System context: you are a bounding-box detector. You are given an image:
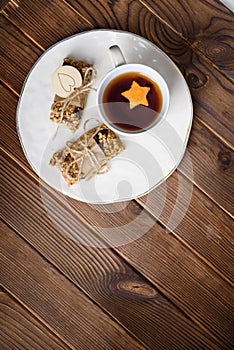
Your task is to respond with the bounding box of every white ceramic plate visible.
[17,29,193,204]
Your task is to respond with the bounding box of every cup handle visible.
[109,45,126,67]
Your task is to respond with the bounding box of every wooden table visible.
[0,0,233,349]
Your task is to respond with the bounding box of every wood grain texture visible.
[1,1,234,348]
[148,23,234,148]
[0,221,146,350]
[178,119,234,215]
[117,226,234,349]
[66,0,233,146]
[0,0,10,12]
[0,14,233,217]
[0,97,233,348]
[65,0,234,195]
[1,13,233,271]
[0,152,222,350]
[1,79,233,281]
[1,71,233,312]
[1,0,233,147]
[0,15,42,92]
[66,194,234,347]
[0,289,71,350]
[138,168,234,282]
[1,0,90,49]
[140,0,234,81]
[1,133,233,347]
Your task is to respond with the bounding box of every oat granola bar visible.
[50,58,93,132]
[50,124,125,185]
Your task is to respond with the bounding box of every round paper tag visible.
[52,66,82,98]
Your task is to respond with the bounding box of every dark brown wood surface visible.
[0,0,233,349]
[141,0,234,81]
[0,287,71,350]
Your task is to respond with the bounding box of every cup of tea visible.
[96,45,170,135]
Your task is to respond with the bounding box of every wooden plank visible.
[0,153,222,350]
[1,72,234,284]
[138,169,234,282]
[1,1,233,147]
[0,82,29,167]
[0,15,42,93]
[1,119,233,348]
[63,0,233,147]
[0,221,146,350]
[1,0,91,49]
[1,110,234,350]
[0,0,10,12]
[178,119,234,216]
[0,80,234,281]
[116,225,234,348]
[0,17,233,217]
[0,6,233,348]
[116,227,234,347]
[0,288,71,350]
[1,72,234,311]
[140,0,234,81]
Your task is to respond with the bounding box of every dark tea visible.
[102,72,162,133]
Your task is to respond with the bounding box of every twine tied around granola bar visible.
[51,67,97,139]
[65,118,110,181]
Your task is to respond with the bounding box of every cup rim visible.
[96,63,170,136]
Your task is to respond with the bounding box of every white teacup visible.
[96,45,170,136]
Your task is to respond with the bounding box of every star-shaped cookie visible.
[121,80,150,109]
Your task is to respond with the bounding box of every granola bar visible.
[50,124,125,185]
[50,58,93,132]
